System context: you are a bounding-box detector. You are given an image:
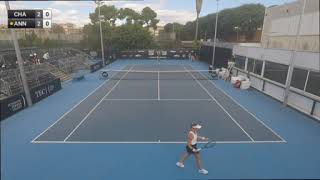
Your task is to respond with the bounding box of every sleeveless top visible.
[189,131,197,145]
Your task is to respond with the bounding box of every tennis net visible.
[100,69,217,80]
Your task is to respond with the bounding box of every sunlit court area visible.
[0,0,320,180]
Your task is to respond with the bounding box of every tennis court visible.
[2,60,320,180]
[32,64,284,144]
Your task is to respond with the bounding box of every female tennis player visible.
[176,123,209,175]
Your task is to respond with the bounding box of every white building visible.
[232,0,320,120]
[149,26,164,38]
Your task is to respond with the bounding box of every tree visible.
[51,23,65,40]
[216,4,265,39]
[150,19,159,36]
[164,22,184,42]
[118,8,141,25]
[164,23,183,33]
[83,5,157,51]
[113,24,154,50]
[192,40,200,51]
[82,24,101,49]
[89,5,118,26]
[52,23,65,34]
[141,7,158,28]
[172,3,265,41]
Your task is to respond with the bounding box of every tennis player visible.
[176,123,209,175]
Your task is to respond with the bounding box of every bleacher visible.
[0,47,92,100]
[0,64,57,99]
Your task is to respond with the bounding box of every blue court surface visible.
[1,60,320,180]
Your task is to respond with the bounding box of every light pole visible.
[5,1,32,107]
[195,0,203,41]
[96,0,105,66]
[173,23,176,47]
[234,26,240,42]
[211,0,219,68]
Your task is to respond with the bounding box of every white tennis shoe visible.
[176,162,185,168]
[198,169,208,175]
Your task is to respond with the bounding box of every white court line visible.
[31,69,116,143]
[183,66,255,142]
[158,71,160,100]
[105,99,158,101]
[152,99,213,101]
[103,98,213,101]
[190,65,286,142]
[63,66,135,142]
[32,140,285,144]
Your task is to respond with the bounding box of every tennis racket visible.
[198,139,217,150]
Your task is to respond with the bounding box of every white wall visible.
[269,12,320,37]
[247,47,264,60]
[233,46,248,57]
[300,12,320,36]
[270,15,299,36]
[294,51,320,71]
[264,49,292,65]
[233,66,320,121]
[233,46,320,120]
[313,102,320,120]
[264,82,285,101]
[249,76,263,91]
[234,45,320,70]
[288,91,314,114]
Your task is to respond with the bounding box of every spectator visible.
[43,52,50,60]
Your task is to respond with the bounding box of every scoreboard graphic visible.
[8,9,52,29]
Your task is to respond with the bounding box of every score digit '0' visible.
[43,20,52,28]
[43,9,52,19]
